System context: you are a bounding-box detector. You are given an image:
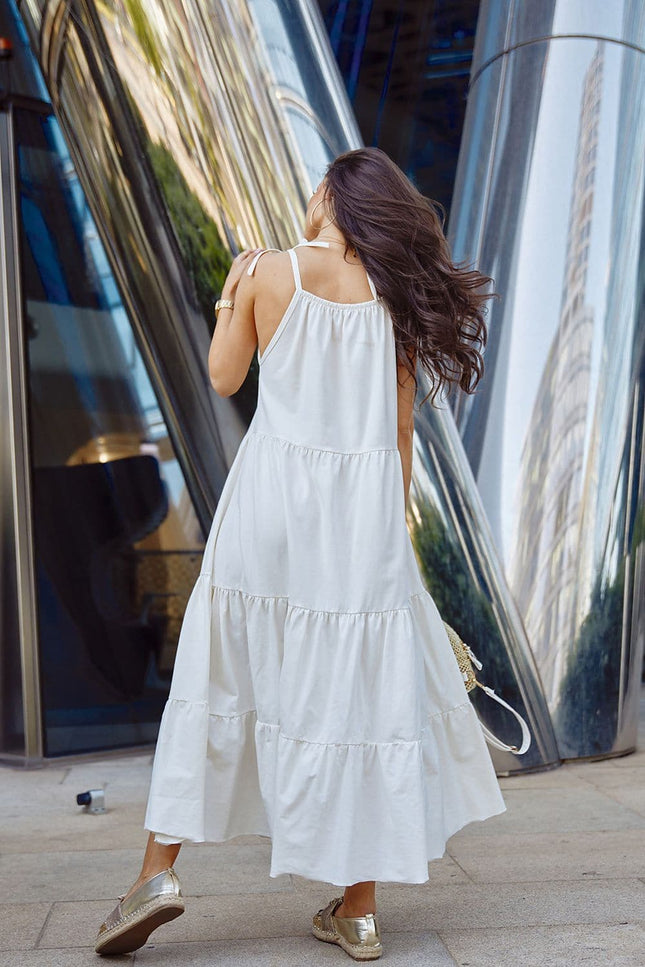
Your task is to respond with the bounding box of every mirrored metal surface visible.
[449,0,645,757]
[15,0,560,769]
[469,0,642,80]
[409,379,558,772]
[0,104,38,760]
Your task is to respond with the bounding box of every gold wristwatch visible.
[214,298,235,317]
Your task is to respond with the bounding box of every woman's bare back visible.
[252,245,376,359]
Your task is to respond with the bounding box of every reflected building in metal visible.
[449,0,645,758]
[3,0,560,768]
[511,45,601,704]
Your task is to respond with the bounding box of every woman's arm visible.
[208,249,261,397]
[396,349,417,508]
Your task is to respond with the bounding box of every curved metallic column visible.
[449,0,645,758]
[409,376,558,773]
[17,0,559,771]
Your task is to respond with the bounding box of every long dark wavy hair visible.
[322,147,497,406]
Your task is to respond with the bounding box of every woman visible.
[95,147,506,961]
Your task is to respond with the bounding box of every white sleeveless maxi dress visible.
[143,241,506,886]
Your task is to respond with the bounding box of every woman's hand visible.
[221,248,263,301]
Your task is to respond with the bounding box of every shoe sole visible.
[312,923,383,961]
[95,896,185,955]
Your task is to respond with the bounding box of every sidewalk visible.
[2,690,644,967]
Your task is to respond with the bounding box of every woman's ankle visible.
[340,881,376,917]
[337,898,376,917]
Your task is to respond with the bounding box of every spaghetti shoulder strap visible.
[287,248,302,290]
[366,272,377,300]
[247,247,282,277]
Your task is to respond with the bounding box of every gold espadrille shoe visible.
[95,867,185,955]
[312,896,383,961]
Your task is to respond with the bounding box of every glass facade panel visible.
[11,0,561,770]
[15,107,204,756]
[318,0,480,211]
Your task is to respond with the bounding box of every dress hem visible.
[145,798,508,887]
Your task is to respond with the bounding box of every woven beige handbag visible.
[443,622,531,755]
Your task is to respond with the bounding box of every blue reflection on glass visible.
[16,108,204,755]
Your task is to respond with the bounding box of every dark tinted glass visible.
[318,0,480,212]
[15,108,205,756]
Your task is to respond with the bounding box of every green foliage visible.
[123,0,163,76]
[632,501,645,555]
[555,567,624,757]
[146,141,231,326]
[409,500,520,735]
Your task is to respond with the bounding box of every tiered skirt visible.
[144,430,506,885]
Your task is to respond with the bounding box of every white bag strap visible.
[475,682,532,754]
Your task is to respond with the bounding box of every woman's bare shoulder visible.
[248,248,289,272]
[249,249,294,294]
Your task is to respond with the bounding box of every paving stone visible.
[439,921,645,966]
[497,766,596,790]
[1,844,290,903]
[4,815,151,854]
[39,894,306,948]
[574,765,645,787]
[134,932,457,965]
[174,843,292,897]
[1,755,150,800]
[0,757,153,856]
[453,786,644,837]
[38,880,645,948]
[574,768,645,816]
[0,951,132,966]
[0,849,152,904]
[448,829,645,882]
[0,902,51,951]
[606,787,645,815]
[379,879,645,932]
[0,765,69,795]
[39,899,127,950]
[556,753,643,774]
